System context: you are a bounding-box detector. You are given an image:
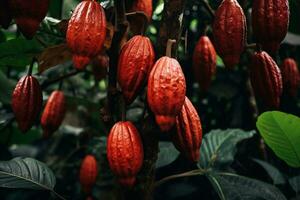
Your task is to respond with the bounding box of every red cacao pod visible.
[147,47,186,132]
[107,121,144,187]
[118,35,155,104]
[92,53,109,81]
[79,155,98,194]
[66,0,107,70]
[250,51,283,109]
[192,36,217,91]
[280,58,300,97]
[0,0,12,29]
[8,0,50,39]
[252,0,289,54]
[41,90,66,138]
[173,97,203,162]
[213,0,246,69]
[12,75,43,133]
[131,0,153,21]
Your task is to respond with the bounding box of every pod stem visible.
[166,39,176,58]
[121,96,126,121]
[126,11,149,35]
[28,57,38,76]
[58,80,64,90]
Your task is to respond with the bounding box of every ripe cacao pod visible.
[192,36,217,91]
[213,0,246,69]
[12,75,43,133]
[147,55,186,132]
[252,0,289,54]
[79,155,98,194]
[280,58,300,97]
[0,0,12,29]
[173,97,203,162]
[67,0,107,70]
[8,0,50,39]
[118,35,155,104]
[250,51,283,109]
[92,53,109,81]
[107,121,144,187]
[131,0,153,21]
[41,90,66,138]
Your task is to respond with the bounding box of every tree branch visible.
[41,69,81,89]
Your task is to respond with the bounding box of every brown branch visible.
[41,69,81,89]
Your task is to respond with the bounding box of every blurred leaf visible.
[49,0,63,18]
[252,159,285,185]
[0,157,56,190]
[100,0,114,8]
[0,125,41,145]
[38,44,72,74]
[199,129,256,169]
[0,71,16,104]
[207,172,287,200]
[0,39,43,67]
[256,111,300,167]
[289,175,300,193]
[156,142,180,168]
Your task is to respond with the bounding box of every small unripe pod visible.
[280,58,300,97]
[79,155,98,194]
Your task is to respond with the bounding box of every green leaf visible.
[199,129,256,169]
[0,70,16,104]
[0,157,55,190]
[207,172,287,200]
[256,111,300,167]
[288,176,300,193]
[252,159,285,185]
[156,142,180,168]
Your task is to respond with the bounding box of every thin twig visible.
[41,69,81,89]
[201,0,215,18]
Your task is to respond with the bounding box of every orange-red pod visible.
[118,35,155,104]
[147,56,186,132]
[92,53,109,81]
[250,51,283,109]
[192,36,217,91]
[66,0,107,70]
[131,0,153,21]
[213,0,246,69]
[41,90,66,138]
[12,76,43,133]
[107,121,144,187]
[8,0,50,39]
[173,97,203,162]
[79,155,98,194]
[0,0,12,29]
[280,58,300,97]
[252,0,289,54]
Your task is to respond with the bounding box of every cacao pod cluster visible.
[280,58,300,97]
[41,90,66,138]
[12,75,43,133]
[3,0,50,39]
[79,155,99,194]
[67,0,107,70]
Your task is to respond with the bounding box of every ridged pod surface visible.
[147,56,186,132]
[107,121,144,187]
[8,0,50,39]
[280,58,299,97]
[92,53,109,81]
[250,51,282,109]
[213,0,246,69]
[67,0,107,70]
[252,0,289,54]
[192,36,217,91]
[173,97,202,162]
[0,0,12,29]
[131,0,153,21]
[79,155,98,194]
[12,76,43,133]
[118,35,155,104]
[41,90,66,138]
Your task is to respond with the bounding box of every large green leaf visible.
[288,175,300,193]
[252,159,285,185]
[207,172,287,200]
[199,129,256,169]
[0,157,55,190]
[256,111,300,167]
[156,142,180,168]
